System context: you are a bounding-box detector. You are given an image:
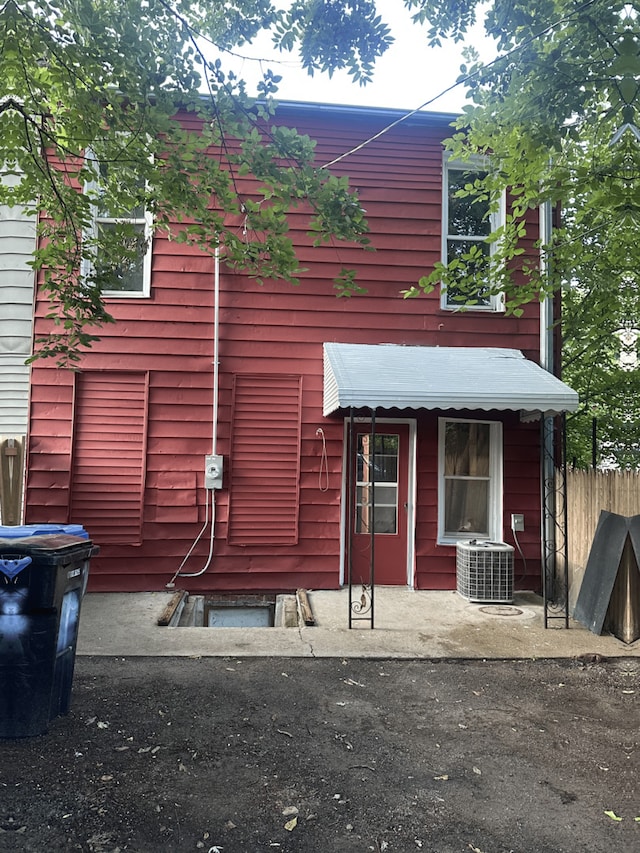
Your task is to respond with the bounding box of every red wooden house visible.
[23,102,578,593]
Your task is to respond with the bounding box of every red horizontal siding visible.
[27,106,544,592]
[69,372,148,545]
[227,374,303,546]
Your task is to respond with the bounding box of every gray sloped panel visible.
[573,511,639,635]
[629,515,640,561]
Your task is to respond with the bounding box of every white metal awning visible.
[323,343,579,417]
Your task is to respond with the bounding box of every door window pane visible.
[356,434,399,535]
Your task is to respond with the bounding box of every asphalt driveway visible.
[2,655,638,852]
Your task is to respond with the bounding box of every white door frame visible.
[339,416,417,588]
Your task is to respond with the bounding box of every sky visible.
[222,1,498,115]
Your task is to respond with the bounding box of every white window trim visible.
[437,417,503,545]
[82,150,153,299]
[440,155,506,313]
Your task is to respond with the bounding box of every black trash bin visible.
[0,524,98,738]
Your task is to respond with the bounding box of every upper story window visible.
[438,417,502,544]
[83,153,153,298]
[441,157,505,312]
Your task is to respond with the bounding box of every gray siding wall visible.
[0,199,36,435]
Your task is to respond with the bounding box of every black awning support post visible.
[542,413,569,628]
[348,408,376,629]
[347,407,354,628]
[369,408,376,628]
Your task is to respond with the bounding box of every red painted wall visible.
[25,104,543,593]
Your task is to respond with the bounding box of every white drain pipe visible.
[167,247,221,586]
[212,244,220,457]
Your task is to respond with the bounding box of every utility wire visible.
[320,0,600,170]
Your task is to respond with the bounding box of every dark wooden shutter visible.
[228,374,302,546]
[70,371,148,544]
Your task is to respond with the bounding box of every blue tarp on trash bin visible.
[0,524,89,540]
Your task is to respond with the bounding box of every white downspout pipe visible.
[540,202,554,374]
[212,245,220,457]
[167,247,221,585]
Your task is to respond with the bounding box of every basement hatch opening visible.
[158,593,302,628]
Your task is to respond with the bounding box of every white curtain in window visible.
[444,421,490,536]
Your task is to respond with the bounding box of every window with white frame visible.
[438,418,502,543]
[441,157,505,311]
[83,153,153,297]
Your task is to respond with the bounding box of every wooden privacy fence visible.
[566,469,640,605]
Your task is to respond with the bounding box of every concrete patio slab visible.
[76,588,640,658]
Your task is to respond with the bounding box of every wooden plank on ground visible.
[157,590,188,626]
[296,588,315,626]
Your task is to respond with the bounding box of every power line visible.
[320,0,600,169]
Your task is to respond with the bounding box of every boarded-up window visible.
[70,372,148,544]
[228,374,302,546]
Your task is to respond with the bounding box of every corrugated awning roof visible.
[323,343,579,417]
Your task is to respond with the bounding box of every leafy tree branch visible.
[1,0,388,361]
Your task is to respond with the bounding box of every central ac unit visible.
[456,540,514,604]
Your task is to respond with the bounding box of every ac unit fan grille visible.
[456,541,514,603]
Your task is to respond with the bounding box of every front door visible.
[350,424,410,585]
